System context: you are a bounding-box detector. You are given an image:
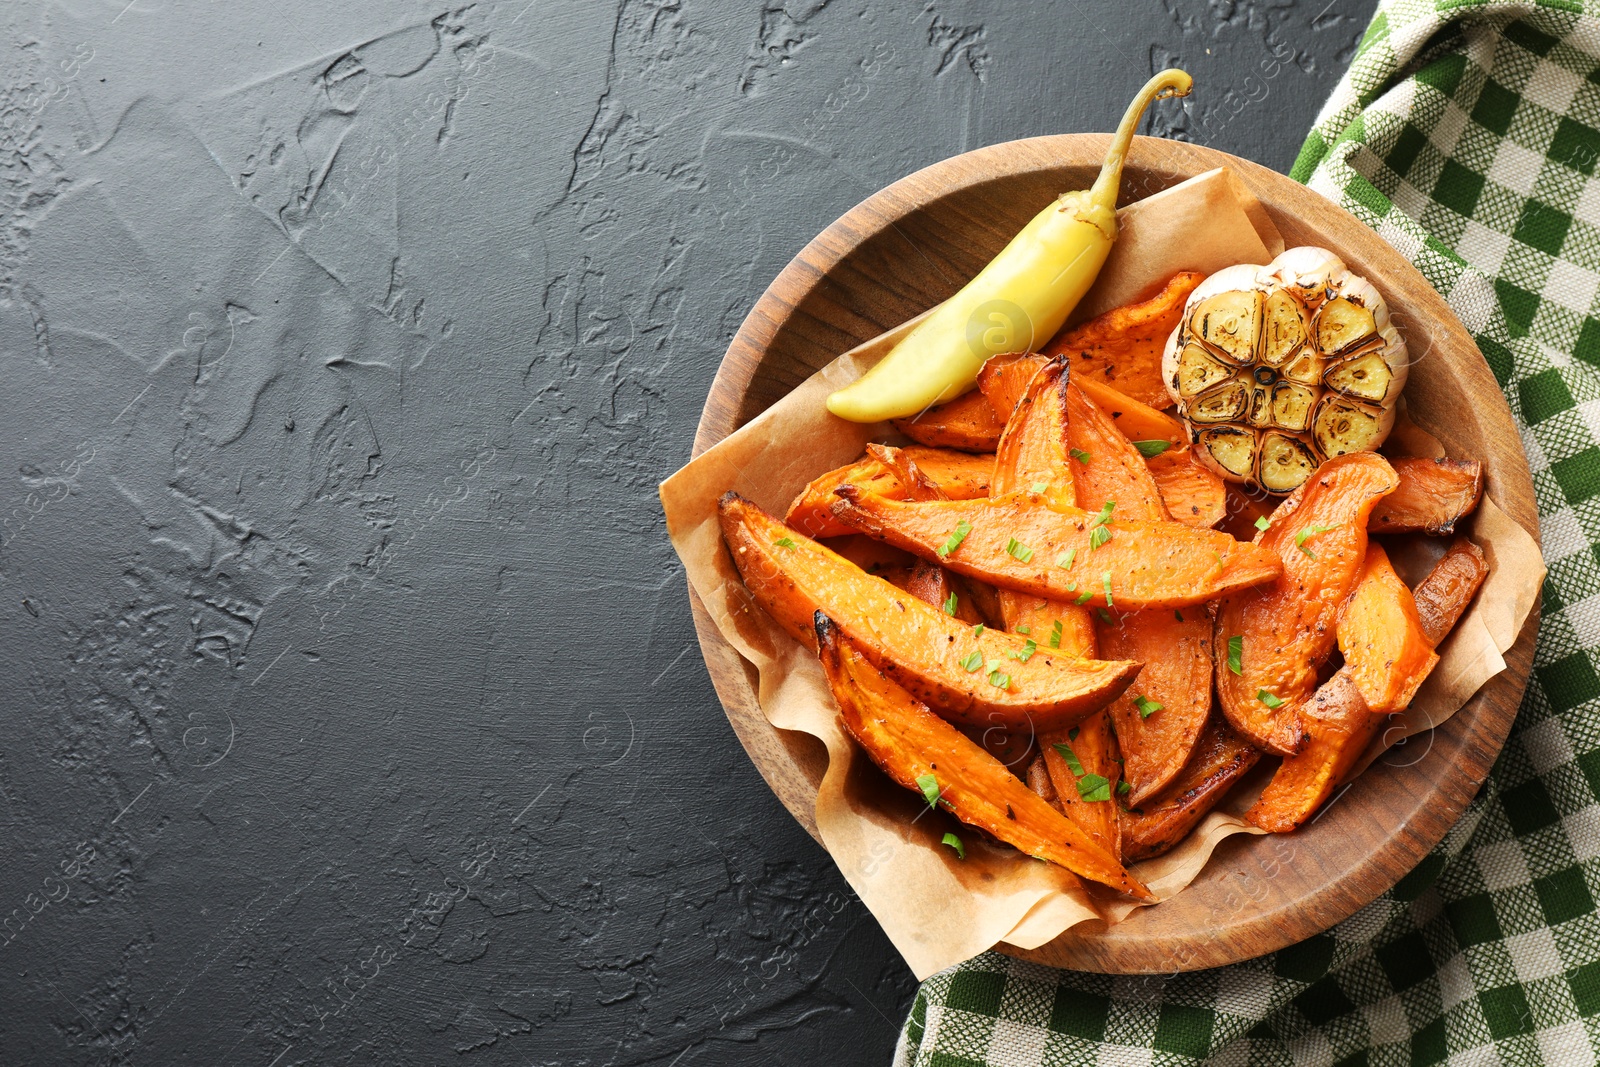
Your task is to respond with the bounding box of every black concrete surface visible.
[0,1,1374,1063]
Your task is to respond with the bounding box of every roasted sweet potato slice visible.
[977,352,1050,426]
[1041,271,1204,409]
[1245,668,1378,833]
[892,389,1002,451]
[1040,711,1123,859]
[1213,452,1399,755]
[830,490,1283,611]
[1217,484,1276,542]
[1337,543,1439,714]
[1121,715,1262,861]
[1074,375,1184,446]
[1146,447,1227,529]
[816,616,1151,898]
[904,447,994,499]
[1369,457,1483,536]
[1066,381,1213,804]
[1413,536,1490,646]
[788,458,901,539]
[720,494,1139,730]
[867,442,947,500]
[902,560,985,626]
[788,448,994,538]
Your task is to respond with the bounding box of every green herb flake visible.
[960,650,984,673]
[1227,635,1244,676]
[988,670,1011,690]
[1132,439,1170,458]
[1102,570,1114,608]
[1097,608,1114,625]
[937,519,973,559]
[1052,743,1085,776]
[1010,639,1038,663]
[1116,779,1131,796]
[1070,448,1092,465]
[1015,624,1031,635]
[1088,500,1117,529]
[1089,525,1111,551]
[1295,524,1331,558]
[1057,548,1077,569]
[1030,481,1049,494]
[941,832,965,859]
[1254,516,1270,531]
[1257,689,1284,709]
[1133,695,1163,719]
[915,773,941,809]
[773,536,797,549]
[1073,591,1094,605]
[972,624,985,639]
[1067,726,1079,741]
[1048,620,1063,649]
[942,591,958,616]
[1076,774,1112,802]
[1005,536,1034,564]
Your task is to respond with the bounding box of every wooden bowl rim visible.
[687,134,1540,973]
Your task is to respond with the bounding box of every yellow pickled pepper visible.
[827,69,1194,423]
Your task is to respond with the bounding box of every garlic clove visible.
[1190,289,1262,365]
[1312,396,1390,459]
[1314,296,1379,357]
[1269,380,1318,432]
[1257,432,1319,493]
[1196,427,1256,479]
[1259,288,1308,366]
[1174,341,1236,398]
[1189,378,1251,423]
[1323,351,1395,404]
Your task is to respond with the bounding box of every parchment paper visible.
[659,168,1542,979]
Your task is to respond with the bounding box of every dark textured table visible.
[0,2,1374,1063]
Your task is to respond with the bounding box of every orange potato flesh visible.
[1066,380,1213,805]
[892,389,1002,451]
[1217,484,1277,543]
[720,493,1140,731]
[903,447,994,500]
[830,490,1283,611]
[977,352,1051,426]
[1041,271,1204,409]
[1120,715,1262,861]
[1413,536,1490,646]
[816,617,1150,898]
[1146,447,1227,529]
[1245,668,1378,833]
[903,560,986,626]
[788,458,901,539]
[1041,710,1123,860]
[1337,543,1439,714]
[1073,375,1185,445]
[867,442,949,500]
[1213,452,1399,755]
[1369,457,1483,536]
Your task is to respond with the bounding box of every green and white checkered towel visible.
[895,2,1600,1063]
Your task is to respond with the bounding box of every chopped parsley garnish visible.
[1015,624,1031,635]
[1295,524,1332,558]
[1133,695,1163,719]
[1102,570,1114,608]
[1010,639,1038,663]
[1005,536,1034,563]
[1065,581,1078,592]
[1254,516,1270,531]
[1116,779,1131,796]
[960,650,984,672]
[941,832,965,859]
[1132,439,1170,458]
[916,773,941,808]
[1089,525,1111,551]
[1073,591,1094,605]
[1052,743,1085,775]
[1030,481,1048,494]
[973,624,985,638]
[942,591,958,616]
[773,536,797,548]
[1048,620,1063,649]
[988,670,1011,690]
[1070,448,1092,465]
[1257,689,1284,709]
[1077,774,1112,802]
[1067,726,1080,741]
[937,519,973,558]
[1088,500,1117,528]
[1097,608,1113,624]
[1057,548,1077,569]
[1227,635,1244,675]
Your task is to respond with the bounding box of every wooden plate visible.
[687,135,1540,973]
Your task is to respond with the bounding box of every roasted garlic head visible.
[1161,247,1407,493]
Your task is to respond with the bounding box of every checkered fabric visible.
[894,3,1600,1064]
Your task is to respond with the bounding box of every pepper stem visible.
[1086,69,1194,211]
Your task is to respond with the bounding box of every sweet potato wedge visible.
[867,442,947,500]
[788,448,995,538]
[1245,668,1378,833]
[892,389,1002,451]
[903,560,985,626]
[1121,715,1262,861]
[1369,457,1483,536]
[788,458,901,539]
[1040,711,1123,859]
[720,494,1140,730]
[1066,380,1213,804]
[1073,375,1184,446]
[1041,271,1204,409]
[816,616,1150,898]
[830,490,1283,611]
[1337,543,1439,714]
[977,352,1050,426]
[1213,452,1399,755]
[904,447,994,500]
[1413,536,1490,646]
[1146,447,1227,529]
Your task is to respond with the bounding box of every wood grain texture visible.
[687,135,1540,974]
